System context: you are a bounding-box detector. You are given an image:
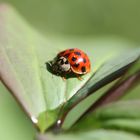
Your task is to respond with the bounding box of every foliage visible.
[0,4,140,140]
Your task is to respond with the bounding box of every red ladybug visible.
[49,48,91,79]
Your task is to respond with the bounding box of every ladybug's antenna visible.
[47,61,52,67]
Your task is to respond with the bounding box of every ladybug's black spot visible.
[64,53,70,58]
[65,60,69,64]
[74,51,81,56]
[73,63,79,67]
[69,48,74,51]
[60,59,64,65]
[83,58,86,63]
[81,66,86,72]
[72,57,77,61]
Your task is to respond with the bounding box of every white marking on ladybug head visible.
[51,56,71,74]
[58,56,70,72]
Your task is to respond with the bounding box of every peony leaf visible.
[0,4,140,132]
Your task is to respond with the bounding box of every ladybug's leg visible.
[61,73,67,81]
[75,74,83,80]
[62,76,66,81]
[61,69,71,81]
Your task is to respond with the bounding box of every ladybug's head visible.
[49,56,71,75]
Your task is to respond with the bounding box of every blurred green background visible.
[0,0,140,42]
[0,0,140,140]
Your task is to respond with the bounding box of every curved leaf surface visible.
[0,4,139,132]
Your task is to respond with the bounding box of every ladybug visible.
[48,48,91,79]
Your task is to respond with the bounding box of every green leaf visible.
[95,100,140,120]
[60,80,118,130]
[0,82,36,140]
[0,4,140,132]
[98,100,140,134]
[82,68,140,118]
[103,119,140,134]
[121,60,140,100]
[61,50,140,129]
[37,130,140,140]
[37,110,59,133]
[71,100,140,134]
[63,49,140,109]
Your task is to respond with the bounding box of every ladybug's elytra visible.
[48,48,91,79]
